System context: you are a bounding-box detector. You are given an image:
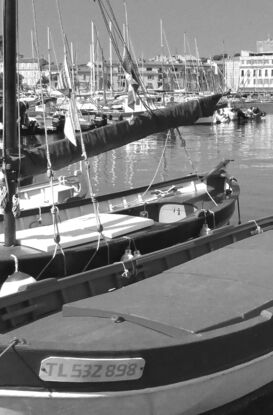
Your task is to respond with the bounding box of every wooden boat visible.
[0,0,236,292]
[4,159,238,230]
[0,159,239,289]
[1,215,273,414]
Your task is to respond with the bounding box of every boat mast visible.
[3,0,17,246]
[123,1,129,51]
[109,20,113,95]
[47,27,51,95]
[160,19,165,104]
[91,21,95,94]
[184,32,187,92]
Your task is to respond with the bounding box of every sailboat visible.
[0,0,240,293]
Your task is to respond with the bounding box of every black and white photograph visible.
[1,1,273,414]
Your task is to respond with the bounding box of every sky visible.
[2,0,273,64]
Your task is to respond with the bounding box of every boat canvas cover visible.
[0,213,154,252]
[10,94,221,179]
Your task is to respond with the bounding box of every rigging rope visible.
[57,0,105,251]
[32,0,51,172]
[29,0,66,275]
[94,0,155,115]
[175,127,197,175]
[0,338,20,359]
[141,130,171,199]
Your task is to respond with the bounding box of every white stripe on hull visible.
[1,348,273,415]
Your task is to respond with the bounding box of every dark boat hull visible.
[0,162,240,283]
[4,169,228,231]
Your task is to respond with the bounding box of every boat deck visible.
[2,229,273,350]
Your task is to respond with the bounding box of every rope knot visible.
[97,223,104,233]
[47,168,54,179]
[12,194,21,218]
[54,234,61,244]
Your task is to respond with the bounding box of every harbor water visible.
[53,103,273,226]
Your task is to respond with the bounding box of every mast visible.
[91,21,95,93]
[89,39,93,93]
[71,42,75,90]
[160,19,165,104]
[123,1,129,50]
[109,20,113,95]
[195,38,200,92]
[47,27,51,94]
[96,37,99,92]
[3,0,17,246]
[101,47,106,104]
[184,32,187,92]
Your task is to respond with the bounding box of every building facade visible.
[0,57,40,87]
[77,57,224,95]
[257,37,273,54]
[239,50,273,95]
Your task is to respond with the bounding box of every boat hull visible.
[1,349,273,415]
[0,193,237,283]
[0,171,228,231]
[0,164,239,283]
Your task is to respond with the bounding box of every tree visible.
[212,53,229,61]
[37,75,49,87]
[39,58,48,69]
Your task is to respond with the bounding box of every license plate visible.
[39,356,145,382]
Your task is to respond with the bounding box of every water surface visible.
[74,113,273,224]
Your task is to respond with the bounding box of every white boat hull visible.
[1,348,273,415]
